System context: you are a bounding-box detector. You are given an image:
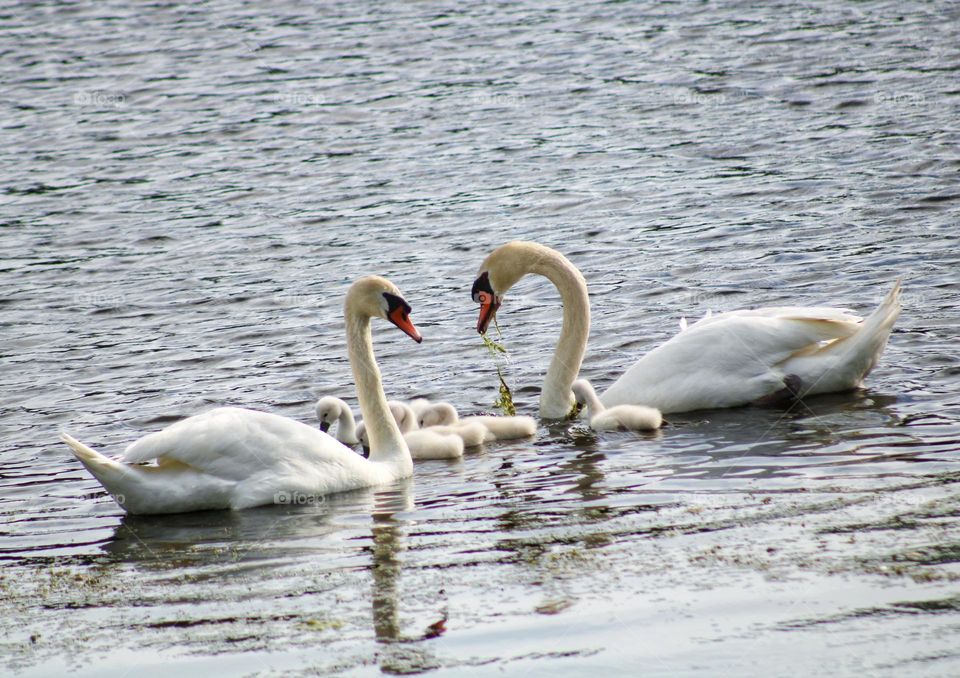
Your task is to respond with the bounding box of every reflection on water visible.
[371,515,404,644]
[3,382,958,674]
[3,391,960,675]
[102,485,410,567]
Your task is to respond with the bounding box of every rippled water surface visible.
[2,1,960,676]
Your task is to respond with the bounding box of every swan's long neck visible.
[428,402,459,426]
[346,312,409,464]
[337,404,358,442]
[389,401,417,433]
[529,249,590,419]
[579,382,606,420]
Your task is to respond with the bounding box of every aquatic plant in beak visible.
[473,256,584,419]
[479,320,516,416]
[472,269,516,414]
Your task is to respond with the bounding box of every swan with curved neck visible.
[472,242,589,418]
[60,276,422,515]
[472,241,901,417]
[572,378,662,431]
[316,396,359,444]
[318,397,435,445]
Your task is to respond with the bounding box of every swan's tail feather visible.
[61,433,135,507]
[789,279,901,393]
[61,432,111,467]
[834,278,901,367]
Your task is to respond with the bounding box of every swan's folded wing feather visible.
[687,306,862,331]
[681,313,862,364]
[603,313,864,412]
[122,407,351,481]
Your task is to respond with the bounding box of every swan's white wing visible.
[601,312,862,413]
[687,305,861,330]
[123,407,358,481]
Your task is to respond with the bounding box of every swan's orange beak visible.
[476,293,500,335]
[388,306,422,343]
[383,291,422,343]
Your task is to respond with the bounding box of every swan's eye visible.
[472,271,503,334]
[472,272,495,304]
[382,292,412,317]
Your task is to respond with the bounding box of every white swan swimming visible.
[571,378,662,431]
[60,276,423,514]
[356,423,466,460]
[417,402,537,441]
[471,241,902,417]
[315,396,360,444]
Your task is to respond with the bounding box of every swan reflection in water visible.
[102,486,387,566]
[368,485,449,676]
[98,479,443,671]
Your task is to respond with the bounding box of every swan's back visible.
[468,415,537,440]
[427,421,493,446]
[601,289,897,414]
[685,306,861,331]
[124,407,377,481]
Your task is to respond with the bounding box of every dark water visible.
[2,1,959,675]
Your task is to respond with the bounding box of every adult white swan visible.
[471,241,901,418]
[60,276,423,514]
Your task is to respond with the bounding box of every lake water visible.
[2,1,959,676]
